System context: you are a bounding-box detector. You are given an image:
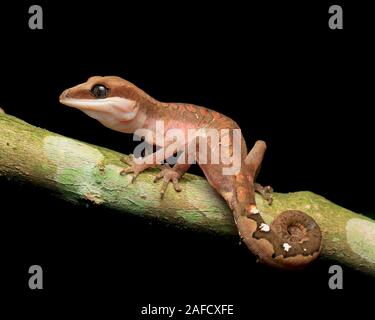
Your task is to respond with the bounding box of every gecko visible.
[59,76,322,269]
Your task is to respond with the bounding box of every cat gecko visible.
[60,76,322,269]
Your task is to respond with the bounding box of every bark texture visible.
[1,112,375,276]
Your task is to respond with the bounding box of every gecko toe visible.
[153,172,163,183]
[131,174,138,183]
[254,183,273,205]
[172,178,182,192]
[120,167,134,175]
[120,155,133,166]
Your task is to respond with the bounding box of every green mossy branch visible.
[1,112,375,276]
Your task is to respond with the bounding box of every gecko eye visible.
[91,84,109,99]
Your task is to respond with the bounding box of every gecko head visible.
[59,76,146,128]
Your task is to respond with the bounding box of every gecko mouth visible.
[59,95,139,121]
[59,97,112,111]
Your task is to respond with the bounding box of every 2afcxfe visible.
[185,304,234,315]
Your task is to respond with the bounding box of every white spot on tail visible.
[259,223,270,232]
[283,243,292,252]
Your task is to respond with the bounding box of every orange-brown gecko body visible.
[60,76,322,269]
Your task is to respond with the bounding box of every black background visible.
[1,1,374,318]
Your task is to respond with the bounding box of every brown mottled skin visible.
[60,76,322,269]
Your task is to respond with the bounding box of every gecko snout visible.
[59,89,70,102]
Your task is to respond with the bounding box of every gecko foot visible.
[254,183,273,205]
[154,164,183,198]
[120,154,150,183]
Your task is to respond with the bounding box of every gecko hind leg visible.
[154,163,191,198]
[254,183,273,205]
[245,140,273,205]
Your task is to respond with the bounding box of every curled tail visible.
[233,203,322,269]
[200,138,322,269]
[231,141,322,269]
[209,163,322,269]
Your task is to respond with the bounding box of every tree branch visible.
[1,112,375,276]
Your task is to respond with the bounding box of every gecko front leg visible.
[153,137,198,197]
[154,163,191,198]
[120,142,179,182]
[120,155,157,182]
